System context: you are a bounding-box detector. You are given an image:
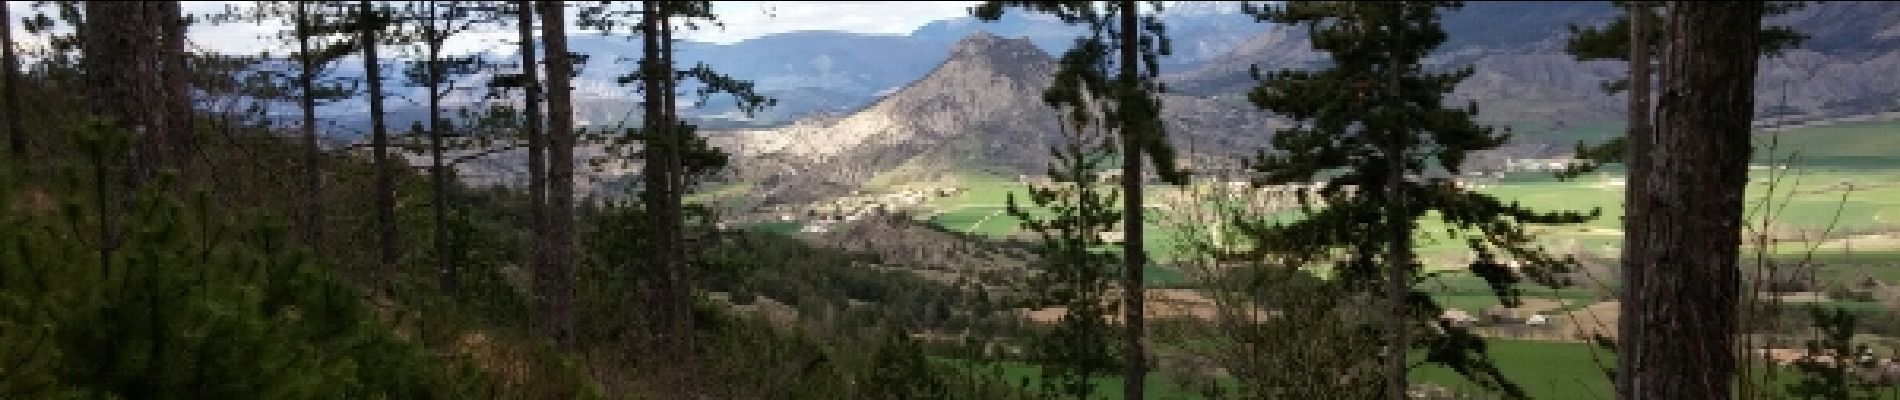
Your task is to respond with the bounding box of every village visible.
[721,150,1900,391]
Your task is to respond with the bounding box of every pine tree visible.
[638,0,683,370]
[393,0,498,295]
[859,325,953,399]
[1564,3,1804,397]
[1619,2,1766,397]
[510,0,552,337]
[159,1,191,176]
[0,121,488,399]
[355,0,399,294]
[1783,308,1883,399]
[620,1,769,391]
[973,3,1183,397]
[1243,2,1596,398]
[81,2,185,185]
[534,0,577,349]
[1002,104,1123,398]
[222,0,361,254]
[3,2,24,159]
[293,1,331,250]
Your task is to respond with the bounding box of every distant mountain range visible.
[302,2,1268,135]
[1167,1,1900,125]
[701,1,1900,204]
[302,1,1900,141]
[353,1,1900,204]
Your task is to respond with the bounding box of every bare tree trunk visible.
[3,3,24,159]
[359,0,398,294]
[424,0,455,295]
[1116,2,1146,399]
[658,10,698,393]
[640,2,693,387]
[639,0,668,342]
[515,0,549,330]
[1614,2,1652,398]
[535,0,577,349]
[83,2,160,185]
[295,1,325,250]
[1622,2,1762,398]
[1384,12,1413,399]
[159,1,190,177]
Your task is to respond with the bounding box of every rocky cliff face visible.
[716,31,1280,204]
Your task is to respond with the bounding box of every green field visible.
[1412,339,1614,400]
[889,122,1900,289]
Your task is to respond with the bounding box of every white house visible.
[1441,309,1477,327]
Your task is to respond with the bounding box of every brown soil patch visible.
[8,187,54,214]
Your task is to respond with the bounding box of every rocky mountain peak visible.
[943,31,1056,82]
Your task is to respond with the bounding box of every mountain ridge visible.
[714,31,1280,204]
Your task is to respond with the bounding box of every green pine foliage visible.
[1004,118,1125,398]
[975,2,1184,397]
[1783,308,1887,399]
[0,122,488,399]
[1240,1,1598,397]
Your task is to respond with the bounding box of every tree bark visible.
[83,2,163,185]
[515,0,550,333]
[1384,9,1413,398]
[3,2,25,158]
[1622,2,1762,398]
[665,9,703,394]
[159,1,190,177]
[1614,2,1652,398]
[296,1,325,251]
[640,2,695,386]
[425,0,454,295]
[640,0,667,338]
[535,0,577,349]
[1116,2,1146,399]
[359,0,398,294]
[657,5,698,391]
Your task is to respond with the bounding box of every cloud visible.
[682,1,981,44]
[7,1,982,56]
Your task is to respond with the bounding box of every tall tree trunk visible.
[639,0,668,344]
[360,0,398,294]
[3,2,24,159]
[658,10,698,392]
[515,0,549,329]
[296,2,325,249]
[159,1,190,176]
[1614,2,1652,398]
[1384,11,1413,398]
[425,0,454,295]
[1622,2,1762,398]
[535,0,577,349]
[1116,2,1146,399]
[83,2,161,185]
[640,2,693,384]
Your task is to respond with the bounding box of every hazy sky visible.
[4,1,984,55]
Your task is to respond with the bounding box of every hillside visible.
[712,32,1281,205]
[1167,1,1900,128]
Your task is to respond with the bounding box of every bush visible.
[0,166,487,398]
